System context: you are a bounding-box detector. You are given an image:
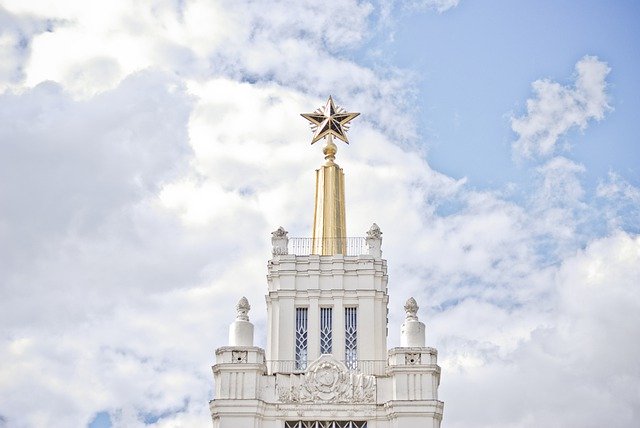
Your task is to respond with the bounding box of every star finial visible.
[301,96,360,144]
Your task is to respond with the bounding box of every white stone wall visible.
[212,350,443,428]
[211,243,444,428]
[266,254,388,366]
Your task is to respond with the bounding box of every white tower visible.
[210,97,444,428]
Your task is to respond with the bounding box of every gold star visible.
[301,96,360,144]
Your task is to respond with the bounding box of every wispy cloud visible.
[409,0,460,13]
[596,172,640,231]
[512,55,611,159]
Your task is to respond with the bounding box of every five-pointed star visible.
[301,96,360,144]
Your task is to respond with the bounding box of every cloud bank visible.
[0,1,638,428]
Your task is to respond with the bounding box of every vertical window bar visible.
[345,307,357,369]
[320,307,333,354]
[295,308,308,370]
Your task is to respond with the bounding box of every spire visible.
[301,96,359,255]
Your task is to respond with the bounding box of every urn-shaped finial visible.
[236,296,251,321]
[404,297,419,321]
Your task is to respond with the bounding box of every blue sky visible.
[0,1,639,427]
[362,0,640,193]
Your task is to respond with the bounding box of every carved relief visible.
[232,350,247,363]
[277,356,376,404]
[405,353,421,365]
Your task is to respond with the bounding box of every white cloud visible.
[596,172,640,231]
[0,2,638,428]
[409,0,460,13]
[0,72,228,426]
[439,232,640,428]
[0,6,53,90]
[3,0,374,93]
[597,172,640,202]
[512,55,611,159]
[3,0,417,145]
[527,157,587,256]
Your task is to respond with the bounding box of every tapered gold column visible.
[312,137,346,255]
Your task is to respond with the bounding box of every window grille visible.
[295,308,308,370]
[320,307,333,354]
[284,422,367,428]
[344,307,357,369]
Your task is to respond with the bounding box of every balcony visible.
[271,225,383,258]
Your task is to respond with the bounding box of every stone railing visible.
[287,237,365,256]
[271,224,383,258]
[266,359,387,376]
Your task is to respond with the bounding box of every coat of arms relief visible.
[277,356,376,404]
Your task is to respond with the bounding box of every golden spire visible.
[301,96,359,255]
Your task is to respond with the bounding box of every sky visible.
[0,1,639,427]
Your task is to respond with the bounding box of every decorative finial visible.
[366,223,382,239]
[404,297,419,321]
[365,223,383,257]
[236,297,251,321]
[271,226,288,239]
[271,226,289,255]
[322,136,338,163]
[301,96,359,162]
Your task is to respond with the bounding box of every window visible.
[295,308,308,370]
[344,307,357,369]
[285,422,367,428]
[320,307,332,354]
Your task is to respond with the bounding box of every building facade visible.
[210,98,444,428]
